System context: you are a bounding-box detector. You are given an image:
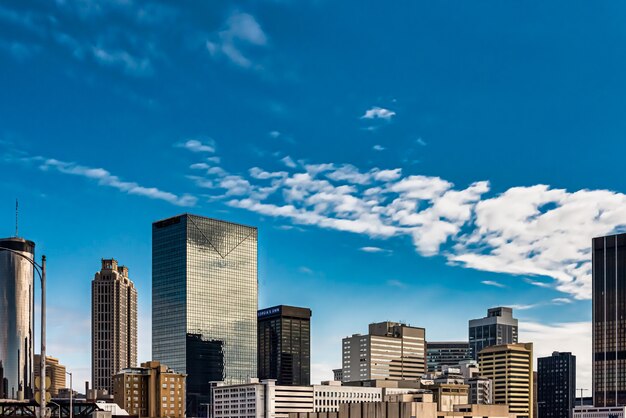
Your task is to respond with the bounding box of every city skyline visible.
[6,0,626,398]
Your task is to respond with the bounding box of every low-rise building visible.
[573,406,626,418]
[112,361,185,418]
[34,355,66,396]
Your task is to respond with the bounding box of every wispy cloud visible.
[387,279,406,288]
[373,144,385,151]
[206,12,267,69]
[552,297,573,304]
[299,266,314,275]
[91,46,153,77]
[181,149,626,300]
[361,106,396,121]
[177,139,216,153]
[481,280,506,288]
[359,246,391,253]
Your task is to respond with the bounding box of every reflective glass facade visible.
[468,307,518,360]
[258,305,312,385]
[537,351,576,418]
[152,214,258,416]
[426,341,472,372]
[593,234,626,407]
[0,237,35,400]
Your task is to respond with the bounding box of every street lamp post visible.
[66,372,72,418]
[0,247,47,418]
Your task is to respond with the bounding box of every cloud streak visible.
[183,151,626,300]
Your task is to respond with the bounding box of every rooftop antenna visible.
[15,199,18,237]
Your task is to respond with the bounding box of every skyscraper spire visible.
[15,199,18,237]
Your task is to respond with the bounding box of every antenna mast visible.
[15,199,18,237]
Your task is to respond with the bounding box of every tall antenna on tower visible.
[15,199,18,237]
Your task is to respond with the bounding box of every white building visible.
[574,406,626,418]
[313,381,382,412]
[342,322,426,382]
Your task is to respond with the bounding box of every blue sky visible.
[3,0,626,390]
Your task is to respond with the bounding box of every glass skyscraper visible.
[593,233,626,407]
[152,214,258,416]
[468,306,518,360]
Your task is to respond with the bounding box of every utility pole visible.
[577,388,589,406]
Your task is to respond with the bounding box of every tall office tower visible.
[34,355,66,396]
[479,343,533,418]
[258,305,312,386]
[538,352,576,418]
[0,237,35,400]
[468,307,518,360]
[342,321,426,382]
[92,259,138,393]
[426,341,472,372]
[152,214,258,416]
[593,233,626,407]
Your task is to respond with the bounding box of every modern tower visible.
[257,305,312,386]
[152,214,258,416]
[342,321,426,382]
[592,233,626,407]
[0,237,35,400]
[426,341,472,372]
[537,351,576,418]
[479,343,533,418]
[468,307,518,360]
[91,258,138,394]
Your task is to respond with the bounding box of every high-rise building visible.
[34,355,66,396]
[537,352,576,418]
[258,305,312,386]
[152,214,258,416]
[593,233,626,407]
[92,258,138,393]
[479,343,533,418]
[342,322,426,382]
[0,237,35,400]
[468,307,518,360]
[113,361,186,418]
[426,342,472,372]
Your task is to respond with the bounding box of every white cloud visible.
[520,321,591,391]
[299,266,314,275]
[177,139,216,153]
[552,297,573,304]
[269,131,281,138]
[206,12,267,69]
[361,106,396,120]
[37,157,197,206]
[91,46,153,77]
[359,246,390,253]
[184,152,626,301]
[387,279,406,288]
[373,144,385,151]
[481,280,505,288]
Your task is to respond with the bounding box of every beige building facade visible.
[342,322,426,382]
[34,355,66,396]
[113,361,185,418]
[479,343,533,418]
[92,258,138,393]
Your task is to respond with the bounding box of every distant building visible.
[258,305,312,386]
[342,322,426,382]
[112,361,185,418]
[538,352,576,418]
[0,237,35,400]
[574,406,626,418]
[592,234,626,407]
[468,307,518,360]
[152,214,258,416]
[466,377,492,405]
[575,398,593,407]
[479,343,533,418]
[92,259,137,393]
[333,369,343,381]
[426,342,472,372]
[34,355,66,396]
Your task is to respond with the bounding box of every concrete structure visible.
[426,342,472,372]
[314,381,382,413]
[342,322,426,382]
[333,370,342,382]
[258,305,312,386]
[0,237,35,400]
[592,233,626,407]
[34,355,66,396]
[152,214,258,416]
[574,406,626,418]
[112,360,185,418]
[468,307,518,360]
[479,343,533,418]
[466,377,492,405]
[92,259,137,393]
[538,352,576,418]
